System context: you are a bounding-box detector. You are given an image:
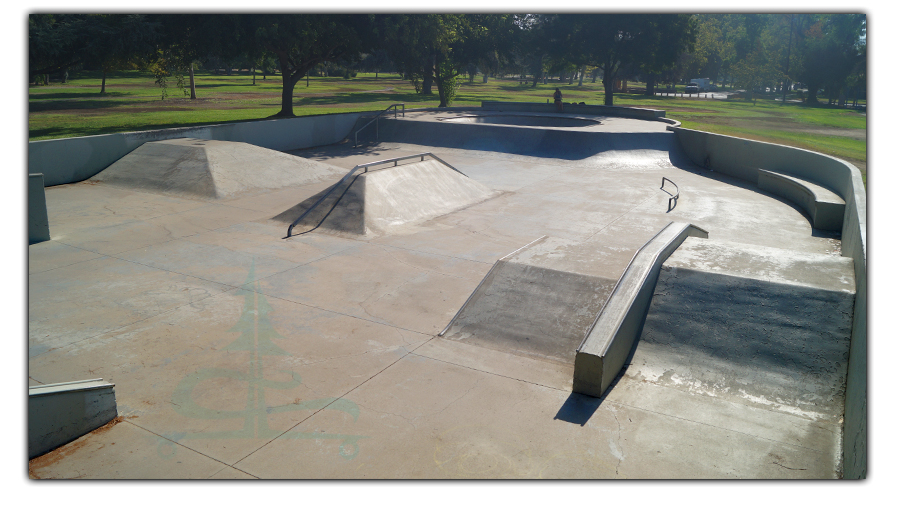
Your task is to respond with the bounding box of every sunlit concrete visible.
[29,109,849,479]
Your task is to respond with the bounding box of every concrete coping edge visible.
[30,378,115,397]
[572,221,708,398]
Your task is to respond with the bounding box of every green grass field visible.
[29,69,867,182]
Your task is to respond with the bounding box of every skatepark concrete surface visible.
[28,109,852,479]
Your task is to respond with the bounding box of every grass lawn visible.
[29,69,866,183]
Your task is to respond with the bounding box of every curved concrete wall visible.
[670,126,867,479]
[28,112,368,187]
[481,100,666,121]
[377,118,691,165]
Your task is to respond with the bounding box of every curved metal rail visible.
[353,103,405,147]
[285,152,466,238]
[661,177,680,212]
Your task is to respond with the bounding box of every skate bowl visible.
[26,103,866,480]
[441,114,601,128]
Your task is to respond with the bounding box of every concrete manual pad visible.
[29,109,850,479]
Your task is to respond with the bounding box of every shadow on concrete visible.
[554,393,602,426]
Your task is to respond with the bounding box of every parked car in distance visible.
[685,84,699,94]
[709,84,718,91]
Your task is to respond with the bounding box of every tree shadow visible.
[294,91,426,106]
[29,91,131,101]
[29,98,147,112]
[29,115,271,140]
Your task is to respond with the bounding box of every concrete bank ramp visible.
[277,158,496,237]
[91,138,347,199]
[441,237,617,364]
[632,238,856,419]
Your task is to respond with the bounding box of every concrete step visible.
[757,169,845,232]
[632,238,856,420]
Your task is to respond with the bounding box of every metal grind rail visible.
[353,103,405,147]
[661,177,679,212]
[285,152,466,238]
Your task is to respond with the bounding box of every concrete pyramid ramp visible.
[92,138,347,200]
[279,159,497,237]
[441,237,617,364]
[632,238,856,419]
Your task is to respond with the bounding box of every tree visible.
[432,14,517,107]
[553,14,695,105]
[378,14,516,107]
[635,14,696,96]
[230,14,374,117]
[511,14,555,87]
[796,14,865,105]
[29,14,89,81]
[28,14,159,90]
[83,15,160,94]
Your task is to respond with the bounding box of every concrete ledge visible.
[28,174,50,244]
[29,379,117,458]
[481,101,666,121]
[757,169,845,232]
[572,222,708,398]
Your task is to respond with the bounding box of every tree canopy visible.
[29,12,866,113]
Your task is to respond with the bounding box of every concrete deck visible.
[28,109,847,479]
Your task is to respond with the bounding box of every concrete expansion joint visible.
[358,402,419,430]
[433,375,485,418]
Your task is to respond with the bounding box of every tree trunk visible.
[100,70,106,94]
[189,63,197,99]
[578,65,586,86]
[252,67,256,86]
[421,55,434,95]
[806,84,820,105]
[645,75,656,96]
[274,53,306,117]
[437,82,448,107]
[602,63,615,106]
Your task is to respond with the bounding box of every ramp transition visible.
[92,138,347,200]
[631,237,856,420]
